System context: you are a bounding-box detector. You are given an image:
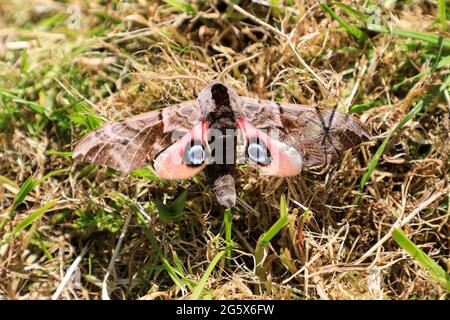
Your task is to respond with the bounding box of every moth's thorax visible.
[197,82,243,120]
[206,84,236,131]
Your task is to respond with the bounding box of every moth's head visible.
[197,82,243,117]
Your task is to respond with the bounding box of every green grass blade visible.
[139,219,187,290]
[20,50,29,73]
[349,100,385,113]
[35,168,69,186]
[161,257,187,290]
[1,200,57,245]
[128,201,192,291]
[172,251,187,278]
[224,208,233,261]
[1,176,36,232]
[224,208,232,244]
[259,195,289,245]
[10,176,37,214]
[0,168,66,230]
[438,0,447,31]
[333,2,368,20]
[44,150,73,158]
[0,175,18,188]
[190,250,226,300]
[393,228,450,291]
[321,2,368,42]
[366,24,450,49]
[0,88,46,115]
[163,0,196,15]
[254,195,290,285]
[259,214,289,244]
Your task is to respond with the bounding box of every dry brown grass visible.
[0,0,449,300]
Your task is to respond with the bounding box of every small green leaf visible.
[73,209,124,234]
[69,96,104,132]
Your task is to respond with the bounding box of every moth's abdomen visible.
[203,130,237,207]
[209,174,236,208]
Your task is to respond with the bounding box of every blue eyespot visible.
[247,141,270,165]
[187,144,205,166]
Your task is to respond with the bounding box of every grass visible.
[321,2,368,42]
[0,0,449,300]
[190,250,226,300]
[255,195,290,287]
[438,0,448,31]
[366,24,450,49]
[1,200,57,246]
[393,228,450,291]
[356,99,423,201]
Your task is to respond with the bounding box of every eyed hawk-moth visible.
[73,82,370,208]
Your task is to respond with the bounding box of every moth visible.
[73,82,370,208]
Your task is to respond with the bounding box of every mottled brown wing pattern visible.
[241,97,370,168]
[73,101,202,173]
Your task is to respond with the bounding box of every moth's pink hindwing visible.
[153,121,208,179]
[237,119,303,176]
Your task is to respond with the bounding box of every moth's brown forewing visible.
[73,101,202,175]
